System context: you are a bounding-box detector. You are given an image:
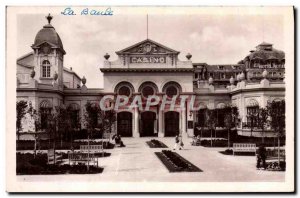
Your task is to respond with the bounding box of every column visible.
[182,108,187,139]
[133,107,140,137]
[158,109,164,137]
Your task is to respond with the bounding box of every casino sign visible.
[130,56,166,63]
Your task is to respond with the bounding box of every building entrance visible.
[140,111,157,137]
[117,112,132,137]
[164,111,180,137]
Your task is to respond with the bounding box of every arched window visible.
[118,86,131,97]
[42,60,51,78]
[142,86,155,98]
[114,82,134,98]
[163,81,182,98]
[39,100,52,130]
[246,99,259,127]
[68,103,80,129]
[138,82,158,98]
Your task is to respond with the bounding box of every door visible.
[140,111,157,137]
[117,112,132,137]
[164,111,180,137]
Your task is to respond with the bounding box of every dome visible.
[32,14,65,54]
[244,42,285,62]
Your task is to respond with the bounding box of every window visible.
[246,106,259,127]
[166,86,178,98]
[221,73,225,79]
[40,108,51,130]
[42,60,51,78]
[142,85,155,98]
[118,86,131,97]
[216,109,225,127]
[218,66,224,70]
[197,109,206,127]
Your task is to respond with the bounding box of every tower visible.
[31,14,66,90]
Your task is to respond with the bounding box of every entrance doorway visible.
[164,111,180,137]
[117,112,132,137]
[140,111,157,137]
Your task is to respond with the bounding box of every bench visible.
[266,149,286,161]
[80,144,104,157]
[102,132,111,147]
[233,143,256,155]
[47,149,63,164]
[68,152,98,167]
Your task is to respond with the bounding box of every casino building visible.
[16,15,285,139]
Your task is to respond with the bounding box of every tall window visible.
[40,108,51,130]
[197,109,206,127]
[42,60,51,78]
[216,109,225,127]
[246,106,259,127]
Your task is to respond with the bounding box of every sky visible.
[17,13,285,88]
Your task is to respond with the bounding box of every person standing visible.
[256,144,267,169]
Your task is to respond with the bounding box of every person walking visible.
[179,137,184,150]
[173,135,180,150]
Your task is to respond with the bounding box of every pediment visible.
[116,39,179,55]
[32,41,59,49]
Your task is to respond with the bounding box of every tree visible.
[16,100,28,140]
[257,107,268,144]
[27,102,41,158]
[267,100,285,166]
[84,102,104,171]
[205,109,217,147]
[68,107,81,147]
[55,106,73,148]
[224,106,239,148]
[102,109,117,143]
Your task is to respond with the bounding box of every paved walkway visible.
[18,137,285,182]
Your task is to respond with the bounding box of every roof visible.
[257,42,273,46]
[116,38,180,55]
[17,52,34,68]
[248,47,285,61]
[32,23,65,54]
[63,67,81,80]
[243,42,285,62]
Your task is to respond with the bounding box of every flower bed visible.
[16,140,115,150]
[146,139,168,148]
[17,153,104,175]
[200,139,228,147]
[219,149,256,156]
[155,150,202,172]
[266,161,286,171]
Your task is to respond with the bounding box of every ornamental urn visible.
[53,72,58,81]
[262,69,268,78]
[186,53,192,60]
[208,76,214,85]
[104,53,110,60]
[30,69,35,78]
[82,76,86,85]
[240,72,245,81]
[229,76,234,85]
